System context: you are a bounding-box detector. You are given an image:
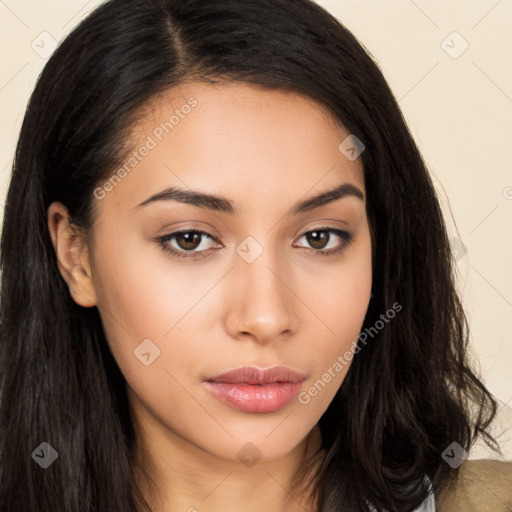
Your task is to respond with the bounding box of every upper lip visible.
[205,365,307,384]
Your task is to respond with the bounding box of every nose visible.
[224,242,298,344]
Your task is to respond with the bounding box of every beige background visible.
[1,0,511,460]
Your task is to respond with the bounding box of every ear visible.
[47,202,97,308]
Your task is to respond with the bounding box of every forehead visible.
[94,80,365,218]
[137,80,346,134]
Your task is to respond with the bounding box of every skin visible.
[47,81,373,512]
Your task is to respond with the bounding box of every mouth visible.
[203,365,307,413]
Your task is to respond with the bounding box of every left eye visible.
[294,228,351,252]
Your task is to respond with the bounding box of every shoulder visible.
[435,459,512,512]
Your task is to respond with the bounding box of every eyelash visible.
[156,227,354,260]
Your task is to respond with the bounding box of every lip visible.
[206,365,307,384]
[203,365,307,413]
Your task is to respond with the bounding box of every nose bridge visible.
[226,233,295,341]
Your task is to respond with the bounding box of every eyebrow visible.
[135,182,364,216]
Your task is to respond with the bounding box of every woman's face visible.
[78,82,372,464]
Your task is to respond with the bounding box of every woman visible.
[0,0,509,511]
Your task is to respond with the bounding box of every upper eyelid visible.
[165,226,348,239]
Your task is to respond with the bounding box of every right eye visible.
[156,229,220,259]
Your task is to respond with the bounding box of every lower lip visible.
[203,380,304,413]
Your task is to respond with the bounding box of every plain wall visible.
[0,0,510,460]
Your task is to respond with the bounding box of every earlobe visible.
[47,202,97,308]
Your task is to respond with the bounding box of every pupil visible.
[308,231,328,249]
[178,232,200,250]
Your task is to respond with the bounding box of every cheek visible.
[89,225,186,376]
[298,231,372,401]
[307,229,372,339]
[90,222,225,404]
